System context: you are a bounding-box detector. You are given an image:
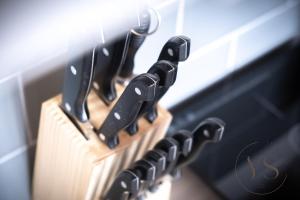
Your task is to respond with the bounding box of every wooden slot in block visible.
[32,86,172,200]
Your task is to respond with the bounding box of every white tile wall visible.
[0,0,299,199]
[0,151,31,200]
[0,77,29,157]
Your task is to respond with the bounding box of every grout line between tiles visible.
[188,1,299,63]
[175,0,185,35]
[0,140,36,165]
[0,72,19,85]
[17,73,34,144]
[226,36,239,71]
[0,143,34,165]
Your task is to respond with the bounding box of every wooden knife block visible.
[32,86,172,200]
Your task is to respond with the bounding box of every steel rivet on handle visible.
[114,112,121,120]
[70,65,77,75]
[102,48,110,56]
[167,48,174,56]
[65,103,71,112]
[203,129,210,137]
[135,87,142,95]
[121,181,127,189]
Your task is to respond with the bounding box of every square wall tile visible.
[0,150,31,200]
[235,3,300,67]
[22,58,65,139]
[183,0,285,51]
[0,77,28,157]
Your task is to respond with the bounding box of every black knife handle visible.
[143,36,191,123]
[93,33,131,105]
[154,137,179,163]
[132,159,156,182]
[131,159,157,200]
[149,118,225,193]
[158,35,191,65]
[96,73,159,149]
[126,60,176,135]
[176,118,225,168]
[104,170,139,200]
[119,10,151,78]
[155,131,193,178]
[143,150,166,178]
[148,137,180,192]
[172,131,193,157]
[61,48,95,122]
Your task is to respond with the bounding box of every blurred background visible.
[0,0,299,199]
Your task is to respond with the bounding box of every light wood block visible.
[32,86,172,200]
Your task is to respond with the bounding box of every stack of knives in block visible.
[32,9,225,200]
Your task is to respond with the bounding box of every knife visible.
[144,36,191,123]
[175,118,225,169]
[154,137,179,163]
[143,150,166,179]
[158,35,191,66]
[147,133,190,192]
[119,10,151,79]
[104,170,140,200]
[104,118,225,198]
[149,118,225,192]
[146,137,180,192]
[93,32,131,105]
[96,73,159,149]
[61,48,96,122]
[126,60,176,135]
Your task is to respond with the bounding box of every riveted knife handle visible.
[93,33,131,105]
[143,60,177,123]
[126,60,176,135]
[158,35,191,65]
[176,118,225,168]
[172,130,193,157]
[154,137,179,163]
[148,137,180,192]
[132,159,156,182]
[104,170,139,200]
[119,10,151,78]
[61,48,95,122]
[143,150,166,178]
[143,36,191,123]
[96,73,159,149]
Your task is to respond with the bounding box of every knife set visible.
[32,9,225,200]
